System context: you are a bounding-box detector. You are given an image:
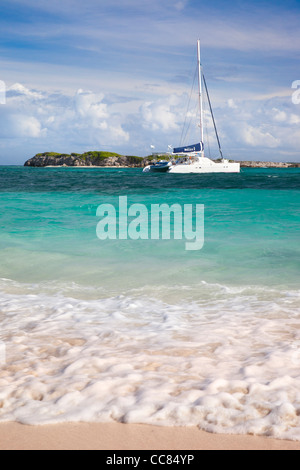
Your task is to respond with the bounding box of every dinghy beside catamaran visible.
[142,160,172,173]
[144,40,240,174]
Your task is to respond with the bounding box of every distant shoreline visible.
[44,165,130,168]
[23,151,300,169]
[41,164,299,169]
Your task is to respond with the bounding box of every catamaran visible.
[143,40,240,174]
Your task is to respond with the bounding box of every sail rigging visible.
[177,40,223,160]
[202,73,223,159]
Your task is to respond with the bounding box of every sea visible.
[0,165,299,440]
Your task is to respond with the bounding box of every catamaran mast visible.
[197,39,204,157]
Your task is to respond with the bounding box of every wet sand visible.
[1,422,300,450]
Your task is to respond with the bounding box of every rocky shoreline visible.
[24,151,300,168]
[24,152,145,168]
[238,161,300,168]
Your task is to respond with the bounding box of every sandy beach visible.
[0,423,300,450]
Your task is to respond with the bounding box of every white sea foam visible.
[0,279,300,440]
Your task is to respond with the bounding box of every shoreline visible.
[44,165,131,168]
[23,152,300,169]
[39,164,300,169]
[1,422,300,450]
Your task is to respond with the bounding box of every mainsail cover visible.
[173,142,204,154]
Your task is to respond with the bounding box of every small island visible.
[24,151,145,168]
[24,151,300,168]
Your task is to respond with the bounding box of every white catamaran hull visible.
[168,157,240,174]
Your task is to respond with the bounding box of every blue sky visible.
[0,0,299,164]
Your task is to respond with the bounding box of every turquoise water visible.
[0,166,299,289]
[0,166,300,438]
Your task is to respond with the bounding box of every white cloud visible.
[271,108,287,123]
[0,80,300,163]
[15,115,44,138]
[242,125,280,148]
[289,114,300,125]
[8,83,44,100]
[227,99,238,109]
[0,83,130,153]
[75,90,107,117]
[141,95,182,132]
[0,113,44,139]
[217,94,300,160]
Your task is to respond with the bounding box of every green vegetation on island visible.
[24,151,145,167]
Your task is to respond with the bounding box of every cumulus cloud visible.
[242,125,280,148]
[71,90,129,145]
[271,108,287,123]
[217,93,300,160]
[75,89,108,121]
[15,115,44,138]
[0,113,44,139]
[7,83,44,100]
[0,84,129,154]
[0,81,300,163]
[141,95,181,132]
